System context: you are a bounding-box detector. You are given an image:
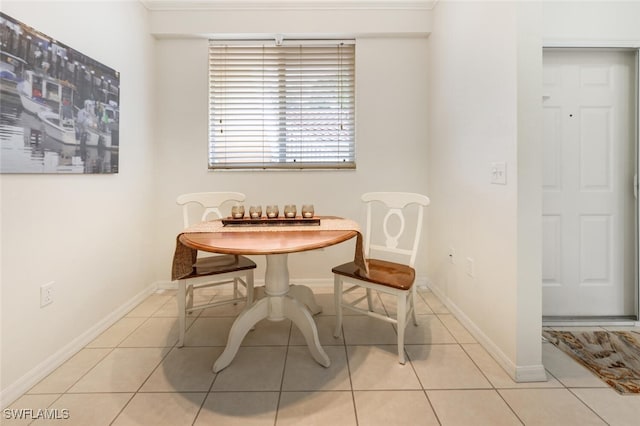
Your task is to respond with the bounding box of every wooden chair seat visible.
[332,259,415,290]
[188,255,256,278]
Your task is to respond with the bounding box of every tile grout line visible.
[402,332,444,425]
[493,389,526,425]
[190,343,222,426]
[27,300,155,398]
[341,313,360,426]
[565,387,611,425]
[421,292,509,425]
[19,289,636,425]
[109,295,178,425]
[273,320,294,425]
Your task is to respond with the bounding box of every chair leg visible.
[411,285,418,326]
[246,270,254,305]
[396,292,407,364]
[233,277,240,304]
[366,288,374,312]
[333,275,343,338]
[186,285,193,311]
[177,280,187,348]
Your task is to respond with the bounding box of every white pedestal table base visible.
[213,253,329,372]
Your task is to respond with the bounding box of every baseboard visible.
[156,280,178,290]
[157,277,338,291]
[514,364,548,382]
[159,276,429,291]
[415,276,429,290]
[0,283,158,409]
[289,278,334,288]
[428,283,547,383]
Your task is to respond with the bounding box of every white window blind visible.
[208,41,355,169]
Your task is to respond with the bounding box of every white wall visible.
[150,8,431,286]
[515,1,543,372]
[543,0,640,45]
[427,0,545,381]
[0,0,155,405]
[149,6,432,37]
[427,0,640,381]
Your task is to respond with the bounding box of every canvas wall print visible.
[0,12,119,174]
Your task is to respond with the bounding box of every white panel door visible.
[542,49,636,317]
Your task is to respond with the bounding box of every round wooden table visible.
[179,227,358,372]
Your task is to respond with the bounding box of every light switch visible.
[491,162,507,185]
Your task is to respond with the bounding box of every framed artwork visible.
[0,12,120,174]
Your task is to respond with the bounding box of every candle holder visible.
[266,205,279,218]
[249,205,262,219]
[301,204,315,218]
[284,204,297,218]
[231,204,245,219]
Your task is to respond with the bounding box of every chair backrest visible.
[176,192,246,228]
[361,192,430,268]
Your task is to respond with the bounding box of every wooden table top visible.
[178,229,358,256]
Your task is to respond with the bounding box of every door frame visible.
[541,43,640,325]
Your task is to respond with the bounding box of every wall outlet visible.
[466,257,475,277]
[40,282,54,307]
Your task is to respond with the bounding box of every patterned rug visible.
[543,330,640,394]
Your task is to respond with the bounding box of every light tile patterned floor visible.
[6,287,640,425]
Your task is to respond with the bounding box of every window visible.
[208,40,355,169]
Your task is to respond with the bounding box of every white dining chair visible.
[332,192,430,364]
[175,192,256,347]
